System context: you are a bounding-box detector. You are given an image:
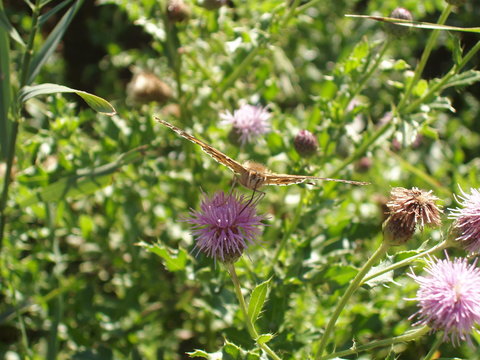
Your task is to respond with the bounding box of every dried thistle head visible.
[383,187,442,245]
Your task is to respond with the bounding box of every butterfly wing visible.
[155,117,246,175]
[263,173,369,186]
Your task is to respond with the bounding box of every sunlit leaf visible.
[137,242,188,272]
[256,333,273,344]
[443,70,480,89]
[18,83,116,115]
[247,279,270,325]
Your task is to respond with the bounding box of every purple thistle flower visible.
[409,256,480,346]
[220,104,271,146]
[449,188,480,254]
[184,191,267,263]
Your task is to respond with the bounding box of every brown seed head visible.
[127,72,173,105]
[383,187,442,245]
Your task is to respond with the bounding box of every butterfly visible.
[155,117,369,190]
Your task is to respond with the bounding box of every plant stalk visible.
[314,241,390,359]
[226,262,282,360]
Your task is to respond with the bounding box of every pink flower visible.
[449,188,480,254]
[409,256,480,346]
[220,104,271,145]
[184,191,266,263]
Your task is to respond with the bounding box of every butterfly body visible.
[155,117,369,190]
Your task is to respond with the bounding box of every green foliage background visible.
[1,0,480,359]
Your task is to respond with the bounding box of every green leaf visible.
[18,146,145,206]
[324,264,357,286]
[18,83,116,115]
[247,279,270,325]
[38,0,74,27]
[443,70,480,89]
[0,4,25,47]
[256,333,273,344]
[187,341,260,360]
[26,0,83,85]
[187,350,210,358]
[137,242,188,272]
[0,5,10,159]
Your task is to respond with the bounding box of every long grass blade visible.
[0,3,11,159]
[26,0,83,85]
[0,4,25,47]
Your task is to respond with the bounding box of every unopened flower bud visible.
[167,0,190,22]
[385,7,413,38]
[294,130,318,158]
[354,156,372,173]
[127,72,173,105]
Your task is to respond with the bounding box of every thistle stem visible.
[422,334,443,360]
[321,325,430,360]
[313,241,390,360]
[226,262,282,360]
[360,239,450,286]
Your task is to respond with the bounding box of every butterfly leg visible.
[239,188,265,215]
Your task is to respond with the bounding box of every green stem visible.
[360,239,450,286]
[422,334,443,360]
[405,39,480,114]
[0,0,42,246]
[225,262,282,360]
[322,325,430,360]
[267,187,308,277]
[313,241,390,360]
[398,5,453,111]
[345,41,391,109]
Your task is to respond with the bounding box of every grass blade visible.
[0,4,25,47]
[0,3,11,159]
[26,0,83,85]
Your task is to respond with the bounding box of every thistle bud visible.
[127,72,173,105]
[383,187,442,245]
[385,7,413,38]
[294,130,318,158]
[167,0,190,22]
[354,156,372,173]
